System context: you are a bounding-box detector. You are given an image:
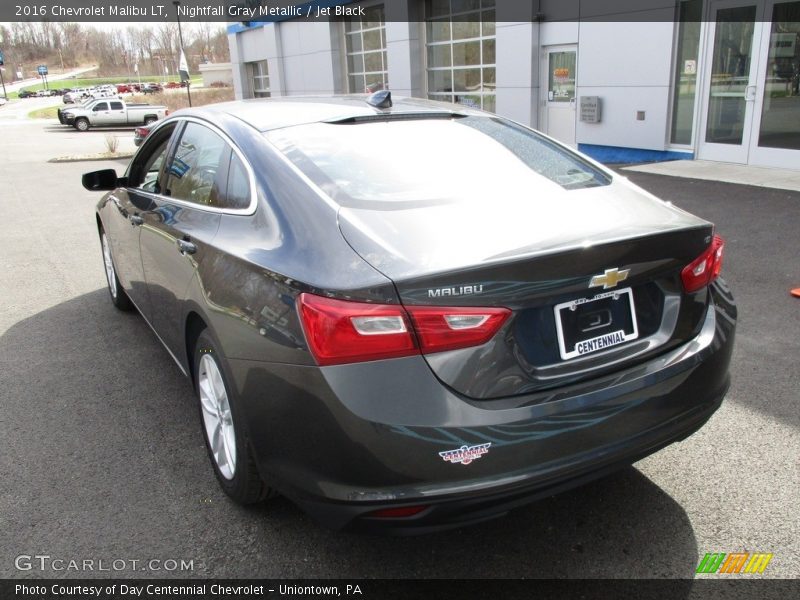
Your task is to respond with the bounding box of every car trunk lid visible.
[337,177,714,399]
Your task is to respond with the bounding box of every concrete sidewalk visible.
[623,159,800,193]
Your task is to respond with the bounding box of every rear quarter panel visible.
[177,116,398,372]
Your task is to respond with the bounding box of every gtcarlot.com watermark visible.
[14,554,200,573]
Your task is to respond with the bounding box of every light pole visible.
[173,0,192,107]
[0,50,7,100]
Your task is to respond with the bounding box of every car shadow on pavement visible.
[0,289,698,584]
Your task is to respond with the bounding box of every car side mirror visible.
[82,169,126,191]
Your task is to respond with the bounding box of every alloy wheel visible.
[198,354,237,480]
[101,234,117,299]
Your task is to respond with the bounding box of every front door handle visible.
[129,214,144,226]
[177,239,197,255]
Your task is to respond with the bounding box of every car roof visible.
[176,95,487,132]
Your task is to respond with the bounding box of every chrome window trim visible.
[127,115,259,216]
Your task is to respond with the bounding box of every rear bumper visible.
[304,392,723,534]
[229,282,736,532]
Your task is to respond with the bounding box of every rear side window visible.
[225,151,251,210]
[110,101,124,110]
[266,116,611,206]
[165,122,230,207]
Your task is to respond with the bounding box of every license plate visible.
[554,287,639,360]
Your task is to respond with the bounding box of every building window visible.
[425,0,496,112]
[248,60,270,98]
[670,0,702,145]
[344,5,388,93]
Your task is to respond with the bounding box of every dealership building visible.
[227,0,800,169]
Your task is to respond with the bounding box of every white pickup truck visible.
[58,98,168,131]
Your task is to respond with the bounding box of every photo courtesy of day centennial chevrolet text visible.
[83,92,736,533]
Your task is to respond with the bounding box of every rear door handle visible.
[177,239,197,255]
[129,214,144,226]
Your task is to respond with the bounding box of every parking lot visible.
[0,117,798,579]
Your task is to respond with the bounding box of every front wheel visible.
[74,118,89,132]
[100,231,133,311]
[194,329,273,504]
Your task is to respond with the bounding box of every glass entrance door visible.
[749,0,800,168]
[699,0,800,167]
[698,1,763,162]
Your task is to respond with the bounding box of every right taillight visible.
[681,234,725,293]
[405,305,511,354]
[297,293,510,366]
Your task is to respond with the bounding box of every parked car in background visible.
[82,94,736,532]
[91,89,122,101]
[142,83,163,94]
[64,88,91,103]
[17,90,36,99]
[116,84,132,94]
[0,97,7,106]
[59,98,168,131]
[133,124,152,146]
[35,89,56,97]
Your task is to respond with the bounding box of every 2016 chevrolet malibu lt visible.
[83,93,736,532]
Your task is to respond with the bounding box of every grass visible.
[129,87,235,111]
[27,106,61,119]
[13,75,203,99]
[25,86,232,120]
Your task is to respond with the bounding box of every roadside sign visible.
[37,64,48,76]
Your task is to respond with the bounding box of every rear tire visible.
[194,329,274,504]
[100,230,133,311]
[144,117,157,126]
[75,118,89,132]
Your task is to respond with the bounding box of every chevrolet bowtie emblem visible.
[589,268,630,289]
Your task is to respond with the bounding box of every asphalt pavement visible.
[0,119,797,581]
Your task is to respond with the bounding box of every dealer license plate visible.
[554,287,639,360]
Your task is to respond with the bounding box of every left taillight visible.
[297,294,417,366]
[681,234,725,293]
[297,293,511,366]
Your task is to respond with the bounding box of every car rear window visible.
[265,116,611,206]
